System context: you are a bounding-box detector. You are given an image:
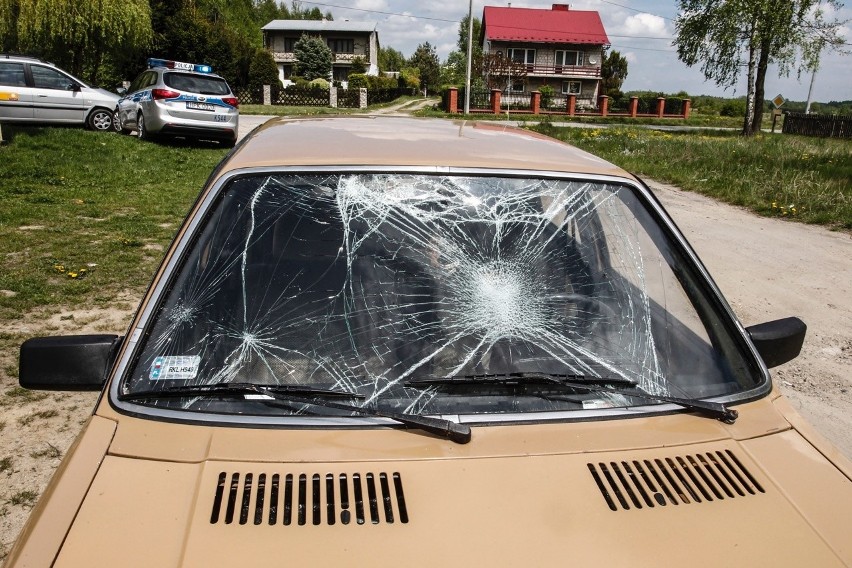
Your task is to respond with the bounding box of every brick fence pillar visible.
[598,95,609,117]
[566,94,576,116]
[531,91,541,114]
[447,87,459,113]
[263,85,271,106]
[359,88,367,109]
[490,89,502,114]
[682,99,691,119]
[629,96,639,118]
[329,87,338,108]
[656,97,666,118]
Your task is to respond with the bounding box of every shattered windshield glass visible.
[120,173,759,418]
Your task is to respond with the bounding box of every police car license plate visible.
[186,101,215,111]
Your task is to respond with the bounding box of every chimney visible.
[552,4,570,10]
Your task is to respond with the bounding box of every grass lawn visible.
[1,121,848,328]
[531,124,852,231]
[0,126,225,322]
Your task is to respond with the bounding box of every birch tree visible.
[674,0,845,136]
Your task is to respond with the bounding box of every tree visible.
[293,34,332,81]
[443,15,483,88]
[601,50,628,99]
[481,52,527,91]
[675,0,845,136]
[350,56,367,75]
[407,42,440,94]
[248,48,281,91]
[379,46,406,73]
[15,0,152,84]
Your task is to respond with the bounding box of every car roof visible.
[217,116,635,180]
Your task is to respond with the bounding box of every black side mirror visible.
[746,317,806,368]
[19,335,123,391]
[66,82,81,92]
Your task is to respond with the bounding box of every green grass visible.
[0,126,225,321]
[531,124,852,230]
[415,107,748,129]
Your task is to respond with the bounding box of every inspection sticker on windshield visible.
[150,356,201,380]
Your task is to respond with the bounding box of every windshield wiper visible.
[119,382,365,402]
[405,373,738,424]
[406,372,636,389]
[120,382,471,444]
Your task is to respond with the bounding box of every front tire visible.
[137,113,152,141]
[114,110,131,135]
[87,108,114,132]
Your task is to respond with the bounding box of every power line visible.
[299,1,675,42]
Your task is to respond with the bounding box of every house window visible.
[562,81,582,95]
[333,66,350,81]
[327,38,355,54]
[508,48,535,68]
[509,80,526,93]
[281,65,293,79]
[555,50,581,67]
[283,37,299,52]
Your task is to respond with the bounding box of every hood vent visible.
[588,450,765,511]
[210,471,409,526]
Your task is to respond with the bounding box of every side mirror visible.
[19,335,123,391]
[116,87,127,96]
[66,83,81,92]
[746,317,806,368]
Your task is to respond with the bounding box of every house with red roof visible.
[481,4,610,105]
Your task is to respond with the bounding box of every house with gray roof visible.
[262,19,380,86]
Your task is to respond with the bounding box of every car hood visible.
[86,87,120,103]
[52,426,852,567]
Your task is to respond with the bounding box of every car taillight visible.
[222,97,239,108]
[151,88,180,100]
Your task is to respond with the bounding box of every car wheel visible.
[137,113,151,141]
[222,135,237,149]
[114,110,131,135]
[87,108,113,132]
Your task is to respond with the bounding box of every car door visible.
[0,61,33,121]
[30,63,86,124]
[118,71,156,129]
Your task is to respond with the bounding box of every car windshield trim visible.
[109,168,769,426]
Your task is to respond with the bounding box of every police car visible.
[115,58,239,147]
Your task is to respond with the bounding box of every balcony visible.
[520,64,601,78]
[269,51,365,65]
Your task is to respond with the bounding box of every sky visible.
[297,0,852,103]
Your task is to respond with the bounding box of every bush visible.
[247,49,281,92]
[310,77,329,89]
[539,85,555,109]
[348,73,367,89]
[720,99,746,117]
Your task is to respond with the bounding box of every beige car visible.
[9,117,852,567]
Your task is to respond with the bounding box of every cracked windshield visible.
[121,173,758,417]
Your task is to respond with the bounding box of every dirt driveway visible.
[1,166,850,562]
[649,180,852,457]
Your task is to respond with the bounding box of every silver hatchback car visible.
[0,54,119,131]
[115,58,239,147]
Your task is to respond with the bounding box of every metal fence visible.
[233,86,403,108]
[782,112,852,139]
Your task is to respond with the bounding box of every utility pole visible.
[464,0,474,115]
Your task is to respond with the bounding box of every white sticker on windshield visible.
[150,356,201,381]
